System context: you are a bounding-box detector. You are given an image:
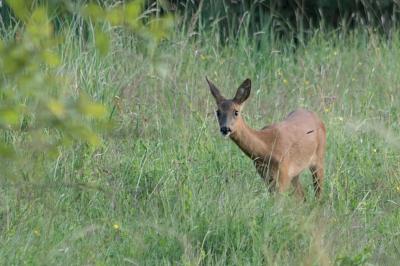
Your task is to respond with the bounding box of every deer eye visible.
[234,110,239,116]
[216,110,221,117]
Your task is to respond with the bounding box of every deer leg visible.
[255,163,277,193]
[265,174,277,193]
[291,175,305,200]
[277,170,291,194]
[310,165,324,198]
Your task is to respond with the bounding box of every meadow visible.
[1,15,400,265]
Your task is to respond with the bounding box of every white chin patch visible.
[222,132,231,138]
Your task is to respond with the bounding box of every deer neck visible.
[229,117,274,161]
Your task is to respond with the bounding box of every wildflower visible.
[396,186,400,193]
[372,148,377,153]
[283,79,288,85]
[200,55,207,61]
[324,108,330,113]
[33,229,40,237]
[113,223,120,230]
[338,117,343,121]
[304,80,310,85]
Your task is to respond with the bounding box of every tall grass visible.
[1,19,400,265]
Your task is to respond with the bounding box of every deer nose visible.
[220,126,231,135]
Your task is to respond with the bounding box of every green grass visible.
[1,27,400,265]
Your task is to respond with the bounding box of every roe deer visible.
[206,77,326,198]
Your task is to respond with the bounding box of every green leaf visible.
[47,100,65,118]
[105,9,124,26]
[42,50,60,67]
[147,15,175,42]
[126,0,142,17]
[0,107,20,125]
[78,96,107,119]
[69,125,102,146]
[5,0,30,22]
[27,7,53,42]
[124,0,143,29]
[82,4,105,21]
[94,28,110,56]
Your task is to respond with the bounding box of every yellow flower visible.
[372,148,377,153]
[338,117,343,121]
[113,223,120,230]
[283,79,288,85]
[304,80,310,85]
[33,229,40,236]
[324,108,330,113]
[396,186,400,193]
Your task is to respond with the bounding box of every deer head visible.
[206,77,251,137]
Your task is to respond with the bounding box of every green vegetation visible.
[1,1,400,265]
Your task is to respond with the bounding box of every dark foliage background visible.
[2,1,400,39]
[169,0,399,40]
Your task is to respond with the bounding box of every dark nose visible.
[220,126,231,135]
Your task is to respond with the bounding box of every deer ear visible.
[233,78,251,104]
[206,77,225,104]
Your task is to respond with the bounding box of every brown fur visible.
[206,77,326,198]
